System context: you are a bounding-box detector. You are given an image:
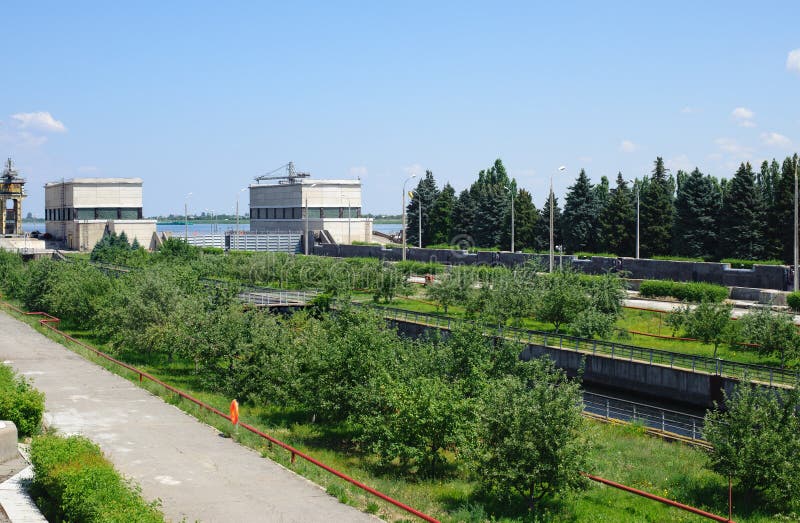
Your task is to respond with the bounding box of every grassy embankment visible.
[356,290,787,368]
[0,299,780,523]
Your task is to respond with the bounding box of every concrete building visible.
[44,178,157,251]
[249,179,372,245]
[1,158,26,236]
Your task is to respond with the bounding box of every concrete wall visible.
[390,318,738,409]
[45,178,144,208]
[253,218,373,244]
[313,244,789,290]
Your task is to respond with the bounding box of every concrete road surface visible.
[0,311,377,523]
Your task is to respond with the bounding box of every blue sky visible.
[2,1,799,216]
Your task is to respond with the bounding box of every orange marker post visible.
[230,399,239,433]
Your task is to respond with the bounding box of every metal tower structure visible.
[0,158,26,235]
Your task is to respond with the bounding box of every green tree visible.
[533,196,562,253]
[451,189,477,245]
[468,358,588,508]
[667,301,734,358]
[599,173,635,256]
[738,307,800,366]
[511,189,538,251]
[673,168,721,258]
[428,182,456,245]
[704,382,800,511]
[405,170,440,247]
[718,162,764,260]
[470,159,513,247]
[371,263,410,303]
[562,169,596,253]
[639,157,675,257]
[766,155,799,262]
[533,268,589,332]
[589,175,610,252]
[354,375,465,476]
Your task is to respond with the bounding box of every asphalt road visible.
[0,311,377,523]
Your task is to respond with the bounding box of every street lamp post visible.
[625,179,641,259]
[347,199,352,244]
[184,192,192,241]
[794,158,798,291]
[402,174,417,261]
[506,184,516,252]
[417,191,422,249]
[235,188,247,250]
[550,166,566,272]
[304,183,317,255]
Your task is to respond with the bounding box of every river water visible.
[21,222,402,236]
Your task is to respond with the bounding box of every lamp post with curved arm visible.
[402,174,417,261]
[550,166,566,272]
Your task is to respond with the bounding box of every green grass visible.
[359,289,791,367]
[1,302,788,522]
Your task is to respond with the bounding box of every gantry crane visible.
[254,162,311,184]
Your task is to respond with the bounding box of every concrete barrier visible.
[312,244,790,290]
[390,319,739,409]
[0,420,18,463]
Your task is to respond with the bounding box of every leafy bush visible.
[572,252,617,259]
[788,291,800,312]
[639,280,728,302]
[721,258,785,269]
[30,435,163,523]
[652,255,706,262]
[0,363,45,437]
[705,383,800,512]
[737,307,800,366]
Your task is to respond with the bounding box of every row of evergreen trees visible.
[405,155,800,261]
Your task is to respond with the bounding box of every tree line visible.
[405,154,800,261]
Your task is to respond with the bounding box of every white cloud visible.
[0,129,47,147]
[11,111,67,133]
[787,49,800,74]
[761,131,792,148]
[680,106,696,114]
[714,137,754,159]
[348,166,368,178]
[731,107,755,127]
[619,140,638,153]
[666,154,693,172]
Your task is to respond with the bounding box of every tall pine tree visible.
[561,169,596,253]
[405,170,440,247]
[639,157,675,257]
[672,168,721,259]
[428,183,456,245]
[718,162,764,260]
[512,189,539,251]
[599,173,635,256]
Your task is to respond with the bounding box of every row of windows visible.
[46,207,143,221]
[250,207,362,220]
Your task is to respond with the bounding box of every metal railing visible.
[582,391,706,442]
[377,306,800,387]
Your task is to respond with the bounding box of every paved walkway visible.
[0,311,376,523]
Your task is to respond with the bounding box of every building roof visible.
[249,179,361,188]
[44,177,144,187]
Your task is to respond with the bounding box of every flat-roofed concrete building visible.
[249,179,372,245]
[44,178,157,251]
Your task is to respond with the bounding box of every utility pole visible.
[550,166,566,272]
[418,192,422,249]
[511,187,515,253]
[795,157,798,291]
[184,192,192,241]
[402,174,416,261]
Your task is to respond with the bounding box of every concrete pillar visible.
[0,197,6,235]
[14,198,22,235]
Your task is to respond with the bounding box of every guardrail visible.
[377,306,800,387]
[582,391,707,443]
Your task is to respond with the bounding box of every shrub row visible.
[787,291,800,312]
[30,435,163,523]
[0,363,44,437]
[720,258,785,269]
[638,280,729,302]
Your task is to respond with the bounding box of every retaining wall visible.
[314,244,790,290]
[390,319,738,409]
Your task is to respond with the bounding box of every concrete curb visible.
[0,445,47,523]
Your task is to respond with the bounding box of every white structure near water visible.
[249,178,373,245]
[44,178,157,251]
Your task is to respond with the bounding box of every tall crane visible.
[254,162,310,184]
